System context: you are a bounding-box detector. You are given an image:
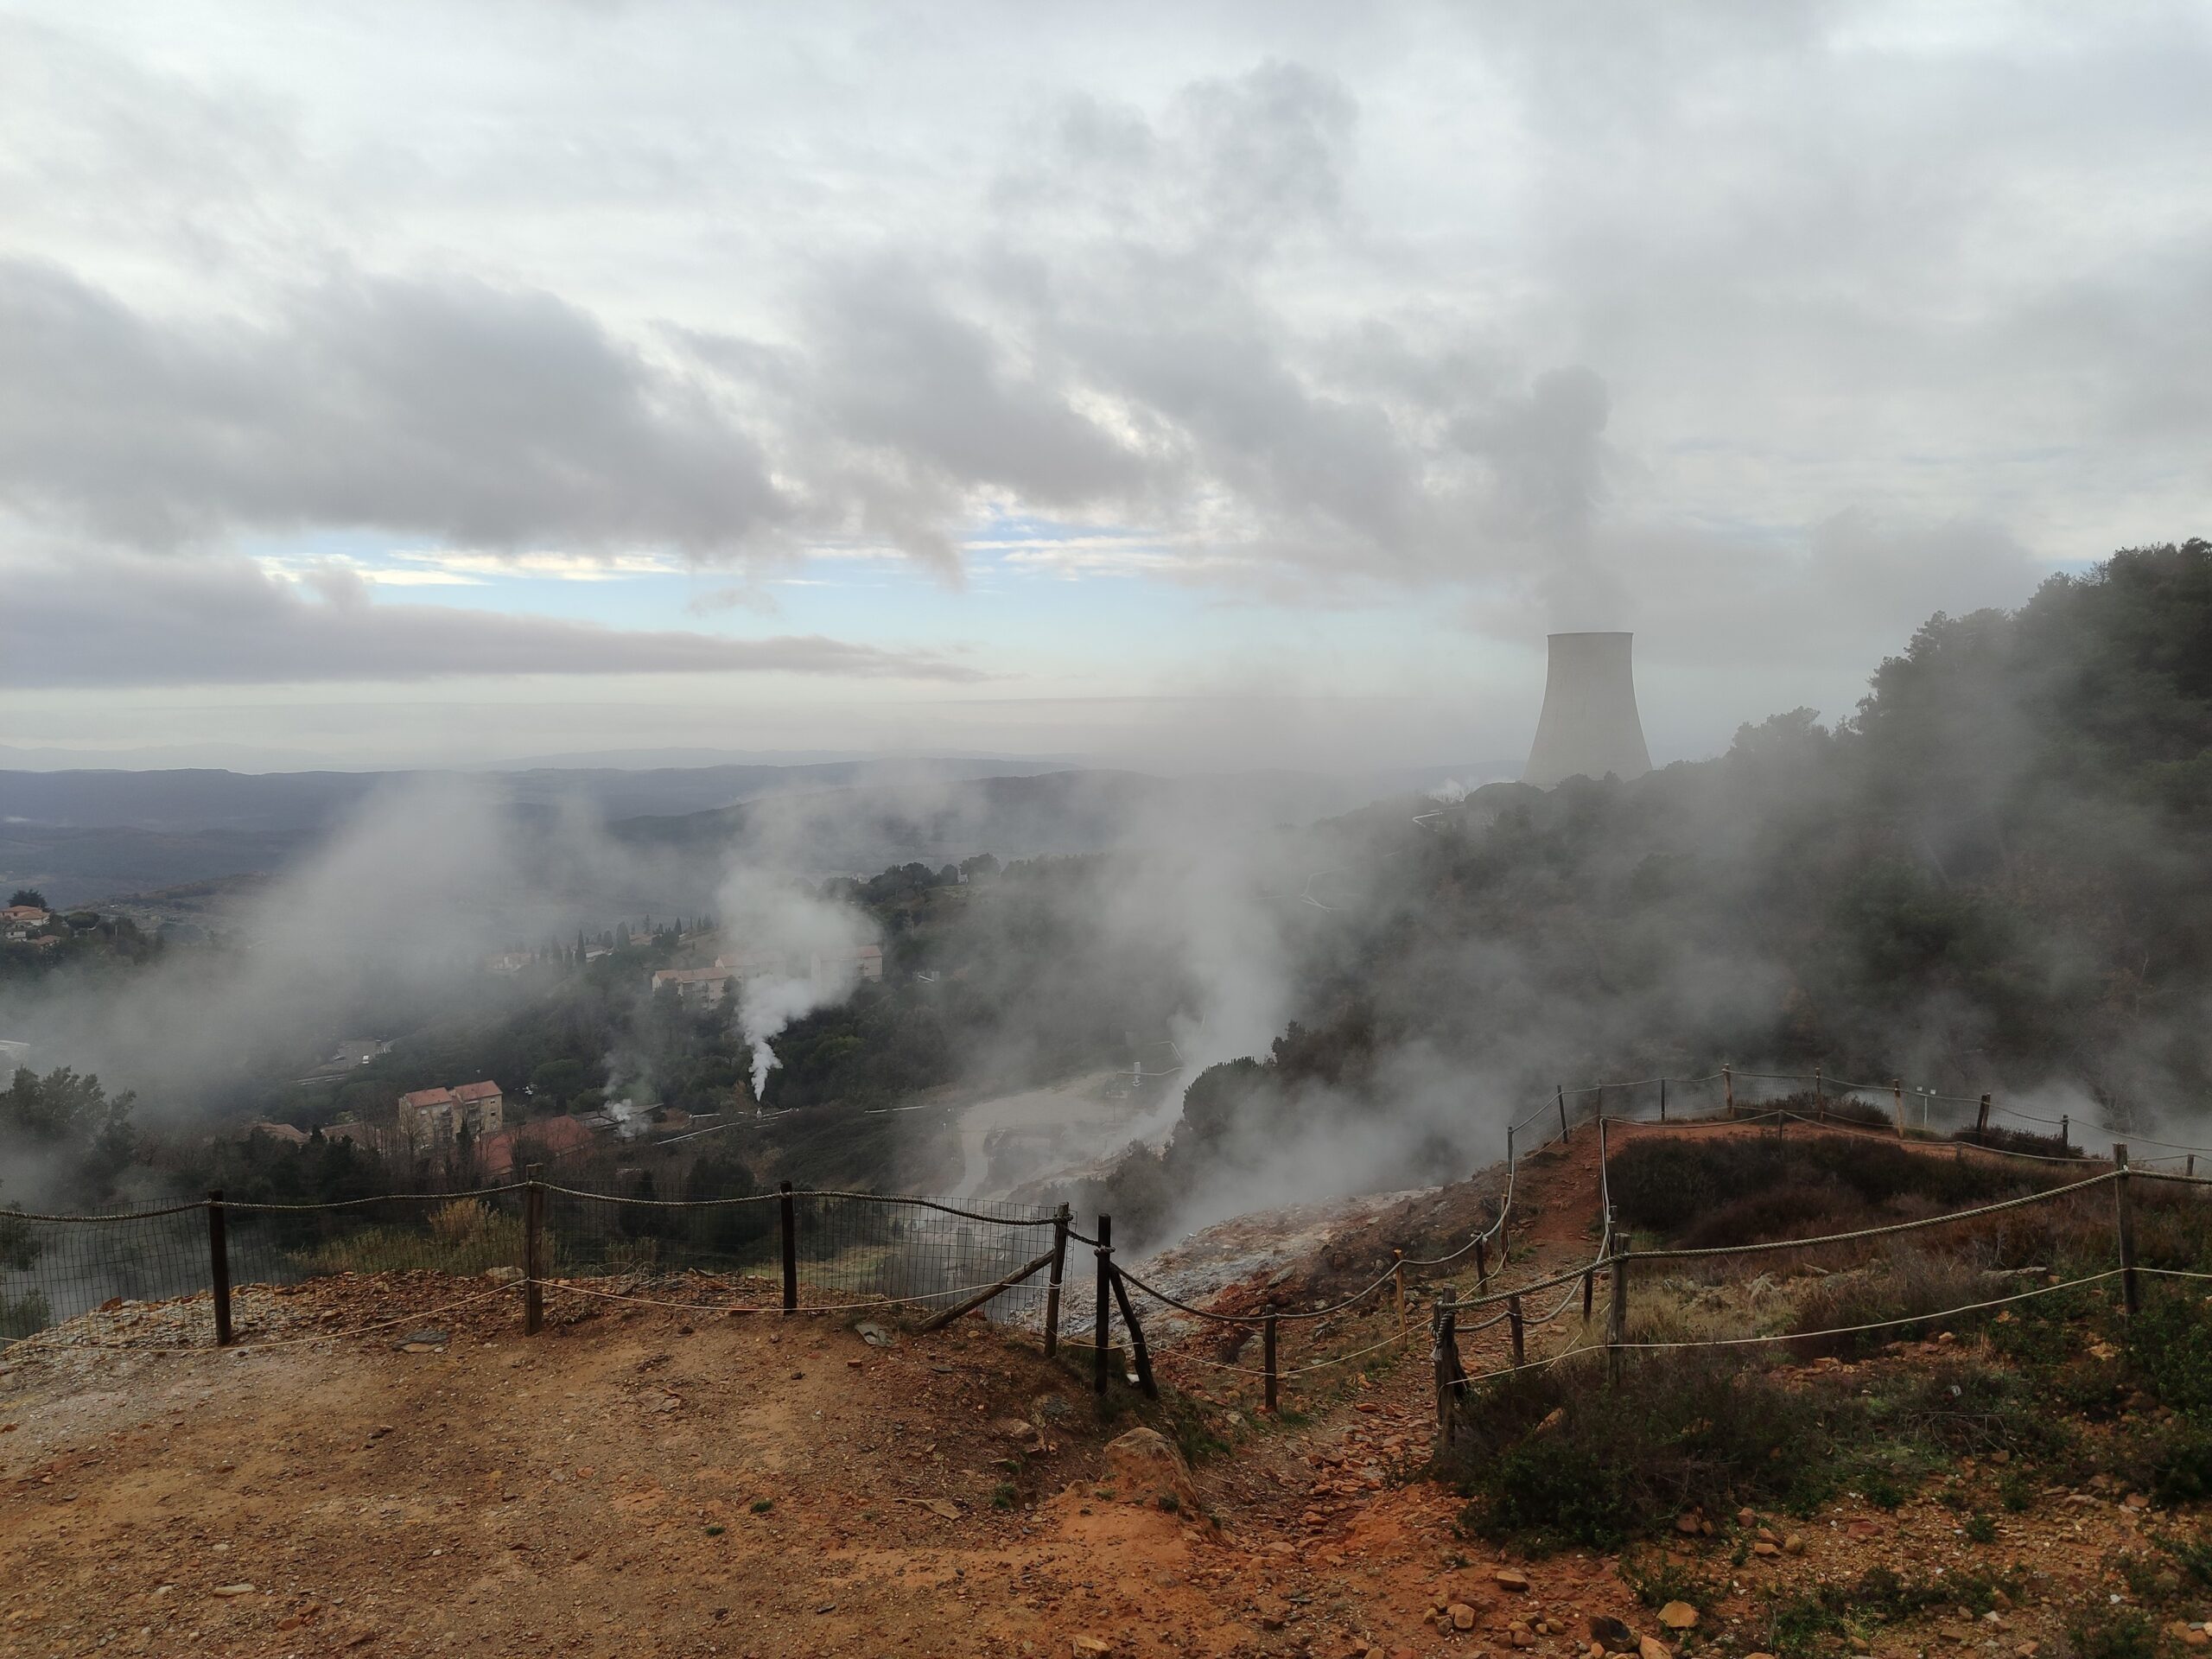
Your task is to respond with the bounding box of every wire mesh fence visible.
[0,1183,1062,1351]
[0,1202,212,1340]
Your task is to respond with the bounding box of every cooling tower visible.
[1522,632,1653,789]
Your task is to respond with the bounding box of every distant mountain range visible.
[0,757,1507,910]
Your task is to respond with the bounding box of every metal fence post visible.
[1043,1203,1071,1357]
[1262,1314,1279,1413]
[779,1181,798,1314]
[2115,1144,2139,1318]
[1659,1077,1668,1122]
[1093,1214,1113,1400]
[1393,1249,1407,1335]
[1556,1084,1568,1141]
[1814,1066,1825,1122]
[1977,1094,1992,1137]
[1605,1210,1629,1386]
[207,1190,232,1347]
[1892,1078,1905,1137]
[1723,1063,1734,1118]
[523,1165,544,1336]
[2062,1114,2069,1152]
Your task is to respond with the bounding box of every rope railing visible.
[2,1179,1065,1354]
[1433,1109,2202,1433]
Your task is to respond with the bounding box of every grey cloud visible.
[3,11,2209,645]
[0,261,790,554]
[0,551,986,686]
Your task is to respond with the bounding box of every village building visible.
[649,966,734,1006]
[397,1080,505,1145]
[3,906,51,941]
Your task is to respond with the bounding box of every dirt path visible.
[0,1122,2161,1659]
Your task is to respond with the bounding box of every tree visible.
[8,889,46,910]
[0,1068,139,1204]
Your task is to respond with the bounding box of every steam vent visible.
[1522,631,1654,789]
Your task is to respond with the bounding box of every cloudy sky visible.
[2,2,2205,772]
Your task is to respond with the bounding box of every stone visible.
[1675,1513,1701,1535]
[1452,1604,1478,1631]
[1511,1631,1536,1649]
[1783,1533,1806,1556]
[1589,1615,1637,1651]
[1658,1603,1699,1632]
[1071,1640,1111,1657]
[483,1265,523,1285]
[1752,1542,1779,1558]
[1640,1637,1673,1659]
[210,1585,255,1599]
[855,1321,894,1348]
[1103,1427,1203,1522]
[1494,1568,1530,1592]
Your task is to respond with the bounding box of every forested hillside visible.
[1083,540,2212,1238]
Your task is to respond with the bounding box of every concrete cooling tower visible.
[1522,631,1654,789]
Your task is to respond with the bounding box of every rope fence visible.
[0,1177,1071,1355]
[7,1057,2208,1435]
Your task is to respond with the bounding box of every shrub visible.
[1878,1362,2069,1459]
[2069,1605,2157,1659]
[307,1205,526,1275]
[2152,1524,2212,1589]
[0,1287,50,1339]
[1609,1131,2056,1251]
[2133,1286,2212,1415]
[1786,1249,2008,1355]
[1444,1352,1844,1549]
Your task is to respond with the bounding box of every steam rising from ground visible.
[715,867,869,1098]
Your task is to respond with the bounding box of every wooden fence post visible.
[1107,1267,1158,1398]
[1093,1215,1113,1400]
[207,1189,232,1348]
[1659,1077,1668,1122]
[2061,1115,2069,1152]
[1474,1234,1489,1287]
[1723,1064,1734,1118]
[2114,1145,2139,1318]
[1043,1204,1071,1357]
[1393,1249,1408,1335]
[1815,1066,1824,1122]
[523,1165,544,1336]
[779,1181,798,1314]
[1262,1314,1279,1413]
[1977,1094,1992,1137]
[1506,1293,1525,1367]
[1557,1084,1568,1141]
[1581,1265,1594,1323]
[1433,1291,1465,1445]
[1892,1079,1905,1138]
